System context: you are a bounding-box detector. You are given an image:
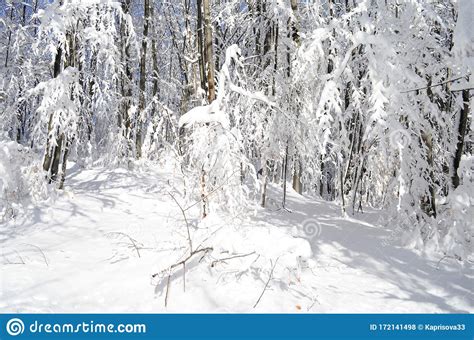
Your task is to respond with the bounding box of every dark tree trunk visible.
[452,80,469,189]
[136,0,151,159]
[196,0,207,93]
[43,46,64,183]
[119,0,133,156]
[203,0,216,102]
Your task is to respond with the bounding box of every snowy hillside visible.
[1,164,472,313]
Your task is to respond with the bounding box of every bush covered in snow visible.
[437,156,474,260]
[0,134,47,222]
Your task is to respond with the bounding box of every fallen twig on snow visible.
[253,257,279,308]
[105,232,142,258]
[153,246,214,307]
[21,243,49,266]
[436,254,458,270]
[2,250,25,265]
[211,251,256,267]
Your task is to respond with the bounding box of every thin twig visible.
[2,250,25,265]
[153,247,213,279]
[154,247,213,307]
[183,262,186,292]
[105,232,141,258]
[307,296,321,311]
[211,251,256,267]
[274,206,293,213]
[165,275,171,307]
[21,243,48,266]
[436,254,457,270]
[400,74,469,93]
[168,192,193,253]
[253,257,279,308]
[14,250,26,265]
[451,87,473,92]
[183,170,240,212]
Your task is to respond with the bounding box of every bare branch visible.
[168,192,193,253]
[183,169,240,212]
[153,247,213,307]
[253,257,279,308]
[211,251,256,267]
[400,75,469,94]
[21,243,48,266]
[105,232,141,258]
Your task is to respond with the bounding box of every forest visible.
[0,0,472,313]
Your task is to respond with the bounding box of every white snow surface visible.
[1,164,472,313]
[178,101,228,129]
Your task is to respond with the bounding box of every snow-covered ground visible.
[1,165,472,313]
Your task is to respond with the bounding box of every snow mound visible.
[0,135,46,222]
[179,101,228,129]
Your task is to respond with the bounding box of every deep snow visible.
[1,165,472,313]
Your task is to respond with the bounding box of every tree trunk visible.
[58,135,70,189]
[196,0,207,94]
[419,78,438,218]
[43,46,63,183]
[282,142,289,208]
[120,0,133,156]
[261,161,269,207]
[452,79,469,189]
[4,7,14,68]
[260,3,278,208]
[203,0,216,102]
[289,0,302,194]
[136,0,151,159]
[420,131,437,218]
